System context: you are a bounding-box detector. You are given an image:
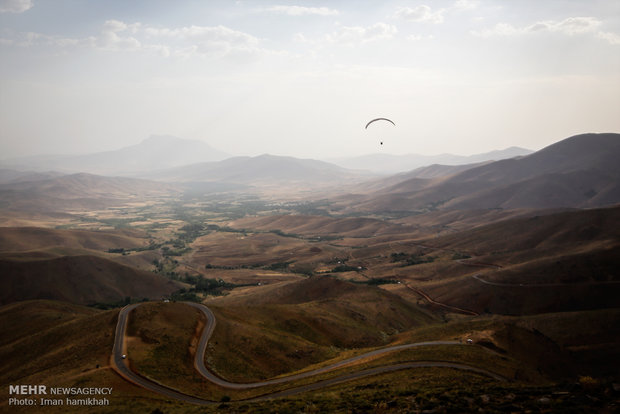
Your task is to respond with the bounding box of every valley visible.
[1,133,619,413]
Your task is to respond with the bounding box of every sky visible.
[1,0,619,160]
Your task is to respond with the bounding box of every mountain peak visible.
[140,135,198,145]
[0,135,231,175]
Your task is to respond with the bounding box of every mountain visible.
[1,135,230,176]
[0,169,64,184]
[0,254,182,305]
[419,206,620,315]
[348,162,490,193]
[140,154,374,188]
[0,172,178,212]
[0,227,148,253]
[344,133,620,212]
[329,146,533,174]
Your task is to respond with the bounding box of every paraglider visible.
[365,117,395,147]
[365,117,395,129]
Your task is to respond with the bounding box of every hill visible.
[228,214,414,238]
[426,205,620,255]
[0,169,64,184]
[416,206,620,315]
[0,172,178,211]
[0,227,148,253]
[141,154,373,188]
[329,146,532,174]
[1,135,230,175]
[0,254,182,305]
[344,133,620,212]
[347,162,489,193]
[0,300,166,413]
[206,275,437,381]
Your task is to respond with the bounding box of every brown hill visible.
[444,169,620,210]
[229,214,413,237]
[417,206,620,315]
[345,162,488,194]
[426,205,620,255]
[206,275,437,381]
[427,247,619,315]
[143,154,370,188]
[0,300,113,382]
[0,172,178,211]
[0,300,158,413]
[346,133,620,212]
[0,299,99,348]
[0,254,182,305]
[0,226,148,253]
[212,275,436,345]
[0,169,64,184]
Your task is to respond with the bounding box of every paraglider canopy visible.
[365,117,395,129]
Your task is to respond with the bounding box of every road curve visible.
[111,303,214,405]
[248,361,507,401]
[112,302,507,404]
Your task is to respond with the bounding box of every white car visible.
[121,354,127,359]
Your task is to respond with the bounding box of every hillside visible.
[0,254,182,305]
[140,154,372,188]
[0,300,166,413]
[228,214,414,238]
[0,172,178,211]
[330,146,532,174]
[1,135,230,175]
[0,169,64,184]
[343,133,620,212]
[346,162,489,194]
[416,206,620,315]
[206,275,437,381]
[0,227,149,253]
[426,205,620,255]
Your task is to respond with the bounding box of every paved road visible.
[111,303,214,405]
[248,361,507,401]
[112,302,507,404]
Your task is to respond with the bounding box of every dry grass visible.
[189,230,347,270]
[0,227,149,253]
[228,215,413,238]
[2,180,619,412]
[0,254,182,305]
[0,301,117,394]
[126,302,218,398]
[205,276,437,382]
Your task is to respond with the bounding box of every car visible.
[121,354,127,359]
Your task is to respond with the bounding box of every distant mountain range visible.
[329,146,533,174]
[1,135,230,175]
[341,133,620,212]
[1,133,618,211]
[2,135,533,177]
[138,154,374,188]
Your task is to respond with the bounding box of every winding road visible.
[111,302,507,405]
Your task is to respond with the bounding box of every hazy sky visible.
[1,0,619,159]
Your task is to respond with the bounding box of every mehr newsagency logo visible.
[9,384,112,407]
